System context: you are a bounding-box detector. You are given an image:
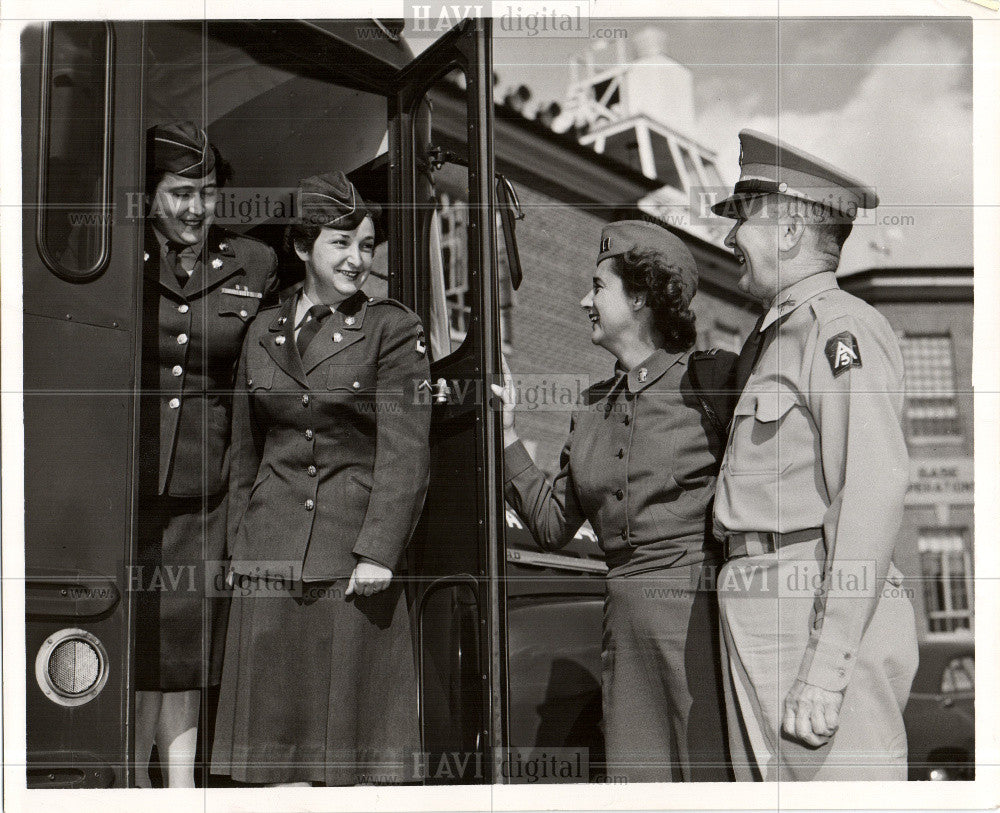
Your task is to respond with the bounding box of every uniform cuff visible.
[503,439,536,484]
[797,638,858,692]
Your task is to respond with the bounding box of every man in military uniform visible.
[710,130,919,781]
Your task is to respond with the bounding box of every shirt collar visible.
[295,290,333,329]
[760,271,839,331]
[152,226,203,259]
[615,347,687,394]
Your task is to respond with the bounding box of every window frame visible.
[918,527,974,638]
[900,331,964,445]
[35,21,115,282]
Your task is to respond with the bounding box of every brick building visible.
[426,44,973,643]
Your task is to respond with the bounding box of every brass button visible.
[333,332,343,343]
[307,465,317,477]
[275,335,286,345]
[304,429,314,440]
[344,316,356,326]
[615,489,624,500]
[304,499,315,511]
[352,381,361,390]
[177,333,188,345]
[302,394,310,406]
[178,304,189,314]
[240,309,248,318]
[172,365,183,377]
[168,397,180,409]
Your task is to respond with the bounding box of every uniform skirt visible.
[601,558,730,782]
[210,577,419,786]
[134,492,229,691]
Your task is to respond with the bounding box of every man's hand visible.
[345,558,392,597]
[781,679,844,747]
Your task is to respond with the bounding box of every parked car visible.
[904,640,974,780]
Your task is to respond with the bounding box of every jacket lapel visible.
[262,296,308,388]
[302,291,369,374]
[182,229,240,297]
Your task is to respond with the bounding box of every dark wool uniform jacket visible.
[227,290,431,581]
[140,226,279,497]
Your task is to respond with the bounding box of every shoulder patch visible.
[825,331,862,377]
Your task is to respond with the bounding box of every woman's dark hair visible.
[144,144,232,197]
[285,221,323,255]
[612,248,697,353]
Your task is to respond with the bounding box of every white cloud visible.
[696,25,972,270]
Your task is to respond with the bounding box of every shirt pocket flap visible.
[247,366,274,390]
[218,293,259,322]
[752,389,798,423]
[327,363,376,392]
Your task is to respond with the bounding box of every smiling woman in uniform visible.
[494,221,734,782]
[134,122,278,788]
[211,172,431,786]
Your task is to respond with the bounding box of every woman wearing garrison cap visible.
[211,172,431,786]
[135,122,279,787]
[494,221,736,782]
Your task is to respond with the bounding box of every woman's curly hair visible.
[612,247,697,353]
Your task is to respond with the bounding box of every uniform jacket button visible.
[615,488,624,500]
[172,365,183,377]
[240,309,248,319]
[305,499,315,510]
[620,529,628,540]
[305,429,314,440]
[302,394,310,406]
[308,465,317,476]
[168,397,180,409]
[177,333,188,345]
[178,303,189,314]
[352,381,361,390]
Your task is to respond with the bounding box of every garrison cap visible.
[150,121,216,178]
[296,171,380,230]
[711,129,879,220]
[597,220,698,304]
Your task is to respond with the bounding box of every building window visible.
[900,334,962,440]
[438,193,470,340]
[918,529,973,635]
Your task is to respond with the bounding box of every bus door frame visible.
[387,17,509,782]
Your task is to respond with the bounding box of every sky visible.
[485,16,973,272]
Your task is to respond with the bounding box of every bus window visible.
[37,21,113,279]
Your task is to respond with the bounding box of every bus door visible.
[388,19,506,783]
[22,21,145,788]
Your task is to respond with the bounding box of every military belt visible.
[723,528,823,561]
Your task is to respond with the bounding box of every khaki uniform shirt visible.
[505,347,727,575]
[713,271,909,692]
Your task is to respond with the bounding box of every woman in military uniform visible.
[135,122,279,787]
[211,172,431,786]
[494,221,734,782]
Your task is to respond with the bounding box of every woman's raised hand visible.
[491,355,519,445]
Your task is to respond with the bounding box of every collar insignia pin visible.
[333,332,343,343]
[143,251,150,262]
[212,258,224,269]
[344,315,356,326]
[219,241,228,251]
[638,368,648,382]
[275,335,285,345]
[277,316,287,326]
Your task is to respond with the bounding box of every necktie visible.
[733,313,772,394]
[297,304,332,358]
[164,242,188,287]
